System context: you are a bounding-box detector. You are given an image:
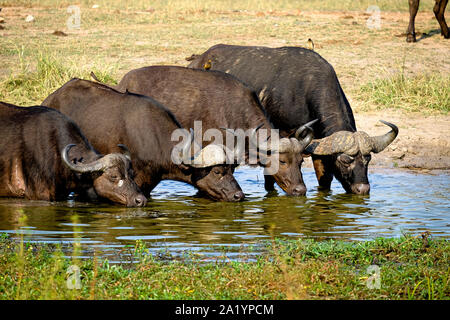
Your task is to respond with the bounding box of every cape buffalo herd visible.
[187,44,399,195]
[1,43,399,206]
[112,66,316,196]
[42,78,244,202]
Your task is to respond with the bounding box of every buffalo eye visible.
[109,174,119,181]
[338,154,354,165]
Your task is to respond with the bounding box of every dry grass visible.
[0,49,117,105]
[0,0,448,112]
[358,72,450,114]
[0,0,433,11]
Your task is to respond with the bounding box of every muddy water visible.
[0,168,448,262]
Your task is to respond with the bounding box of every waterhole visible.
[0,168,448,262]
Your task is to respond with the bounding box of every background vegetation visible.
[0,0,448,112]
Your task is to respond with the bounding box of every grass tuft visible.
[357,72,450,114]
[0,49,117,107]
[1,234,449,300]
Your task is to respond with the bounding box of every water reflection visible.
[0,168,448,261]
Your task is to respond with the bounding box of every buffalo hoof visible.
[406,33,416,43]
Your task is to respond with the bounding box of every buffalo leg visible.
[312,156,334,190]
[140,180,160,197]
[434,0,449,38]
[134,172,160,197]
[407,0,420,42]
[264,175,276,192]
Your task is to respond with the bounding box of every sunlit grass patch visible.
[1,233,449,300]
[357,73,450,114]
[0,49,117,106]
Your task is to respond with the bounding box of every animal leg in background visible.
[434,0,449,38]
[264,175,276,192]
[312,156,334,190]
[407,0,420,42]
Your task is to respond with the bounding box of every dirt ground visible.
[0,4,449,171]
[302,110,450,171]
[346,111,449,171]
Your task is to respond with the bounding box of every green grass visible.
[1,234,449,300]
[357,72,450,114]
[0,50,117,106]
[1,50,447,115]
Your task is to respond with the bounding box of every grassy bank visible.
[0,51,117,106]
[1,51,448,114]
[357,72,450,114]
[0,234,448,300]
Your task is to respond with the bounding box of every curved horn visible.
[297,127,314,150]
[294,119,318,140]
[370,120,399,153]
[189,144,228,168]
[117,144,131,160]
[61,144,106,173]
[294,119,318,150]
[305,131,356,155]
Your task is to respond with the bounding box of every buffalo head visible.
[220,120,316,196]
[62,144,147,207]
[250,120,316,196]
[174,132,244,202]
[306,120,398,195]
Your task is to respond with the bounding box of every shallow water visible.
[0,167,449,262]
